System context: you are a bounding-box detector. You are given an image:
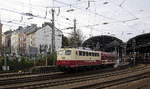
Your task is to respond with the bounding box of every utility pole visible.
[74,19,76,35]
[73,19,77,48]
[51,9,56,65]
[51,9,55,53]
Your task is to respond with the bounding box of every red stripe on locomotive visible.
[56,60,101,67]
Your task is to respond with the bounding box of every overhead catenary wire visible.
[1,0,150,40]
[0,8,51,20]
[1,0,73,29]
[119,0,127,7]
[2,23,21,30]
[1,0,136,27]
[54,0,121,21]
[106,0,150,34]
[4,0,65,9]
[108,0,140,22]
[2,0,149,24]
[1,20,27,26]
[53,0,123,34]
[56,0,149,29]
[1,6,74,33]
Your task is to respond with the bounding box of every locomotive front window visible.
[58,50,64,55]
[65,50,71,55]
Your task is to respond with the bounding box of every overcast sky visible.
[0,0,150,42]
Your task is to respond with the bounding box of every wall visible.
[11,32,19,55]
[35,25,62,54]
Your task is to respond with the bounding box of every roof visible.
[11,22,62,35]
[82,35,123,52]
[127,33,150,50]
[25,24,38,35]
[41,22,63,33]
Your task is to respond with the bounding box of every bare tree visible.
[62,35,69,48]
[68,29,84,47]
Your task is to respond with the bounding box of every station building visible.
[126,33,150,63]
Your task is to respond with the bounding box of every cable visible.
[1,20,26,26]
[108,0,138,21]
[54,0,120,21]
[4,0,62,9]
[0,8,51,20]
[119,0,127,7]
[2,23,19,27]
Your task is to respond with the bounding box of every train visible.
[56,48,117,71]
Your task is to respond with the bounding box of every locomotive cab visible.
[56,48,76,68]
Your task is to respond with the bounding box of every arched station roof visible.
[127,33,150,52]
[82,35,123,52]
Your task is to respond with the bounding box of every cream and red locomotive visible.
[56,48,117,71]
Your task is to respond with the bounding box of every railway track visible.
[0,72,38,78]
[0,64,149,89]
[72,70,150,89]
[0,71,63,85]
[100,75,150,89]
[0,66,58,78]
[0,64,141,85]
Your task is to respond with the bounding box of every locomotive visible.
[56,48,117,71]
